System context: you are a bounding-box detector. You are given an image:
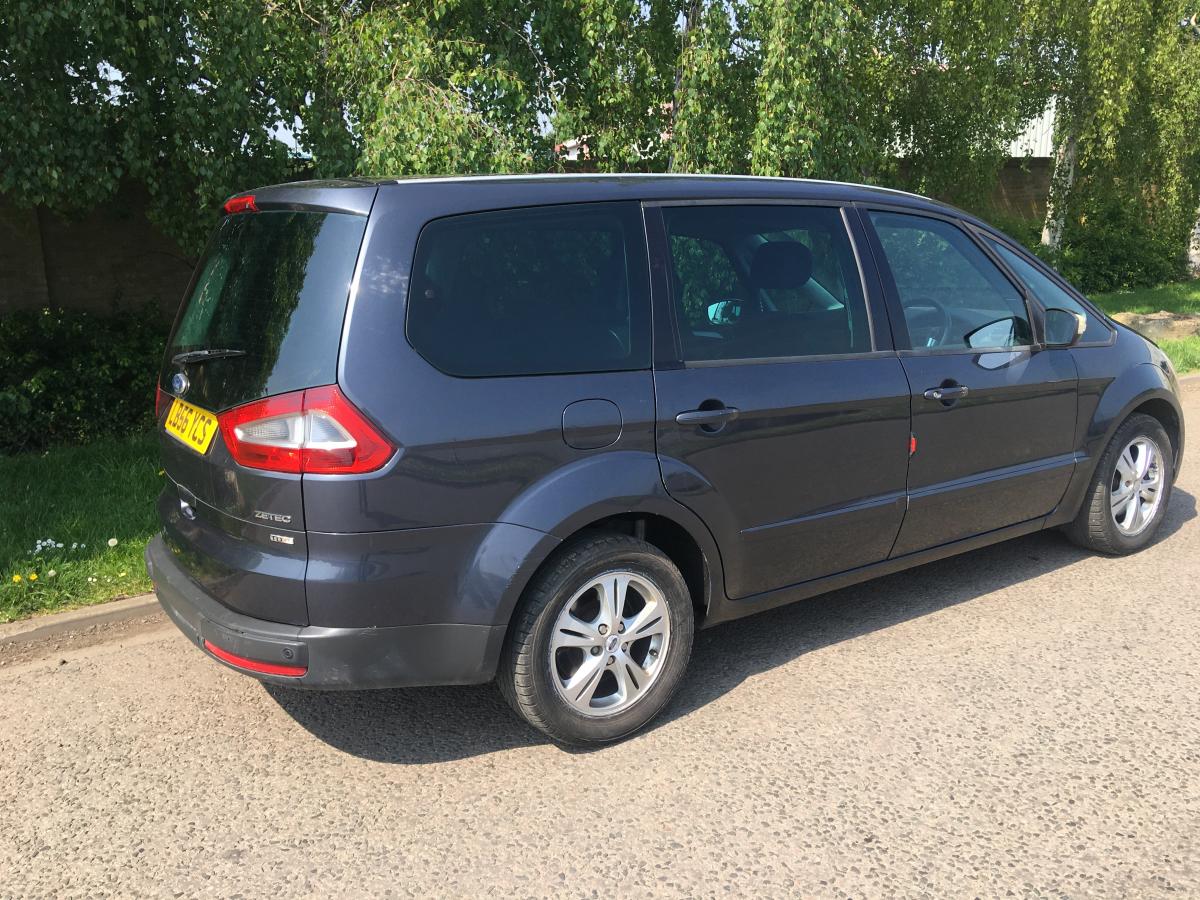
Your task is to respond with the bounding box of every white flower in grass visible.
[56,543,63,549]
[107,538,118,547]
[71,543,78,550]
[87,577,97,584]
[47,570,56,578]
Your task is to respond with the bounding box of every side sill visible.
[704,517,1046,628]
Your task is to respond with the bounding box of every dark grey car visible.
[146,175,1184,744]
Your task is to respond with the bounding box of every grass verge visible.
[1091,279,1200,373]
[0,434,161,623]
[1090,280,1200,317]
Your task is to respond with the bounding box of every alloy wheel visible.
[549,571,672,718]
[1110,436,1165,536]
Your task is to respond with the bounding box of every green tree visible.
[750,0,876,181]
[0,1,304,253]
[670,1,757,173]
[1039,0,1200,289]
[5,0,1197,291]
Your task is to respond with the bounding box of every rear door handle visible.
[675,407,740,427]
[923,385,969,401]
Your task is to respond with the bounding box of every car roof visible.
[250,173,973,222]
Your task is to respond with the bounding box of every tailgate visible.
[155,186,373,625]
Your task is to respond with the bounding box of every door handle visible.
[923,385,969,402]
[675,406,740,428]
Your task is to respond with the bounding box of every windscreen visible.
[163,210,367,411]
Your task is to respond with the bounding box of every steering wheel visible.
[902,296,954,349]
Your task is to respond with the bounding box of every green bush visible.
[981,211,1044,257]
[1055,199,1187,295]
[0,307,169,454]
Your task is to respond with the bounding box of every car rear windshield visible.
[164,210,367,411]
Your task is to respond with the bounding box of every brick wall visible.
[992,157,1053,221]
[0,185,195,319]
[0,164,1056,320]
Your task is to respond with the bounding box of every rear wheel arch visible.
[500,509,716,639]
[567,513,712,625]
[492,451,727,626]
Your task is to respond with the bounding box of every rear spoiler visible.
[222,180,377,218]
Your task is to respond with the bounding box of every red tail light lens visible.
[217,385,393,475]
[223,194,258,214]
[155,386,167,418]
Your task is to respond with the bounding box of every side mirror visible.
[964,317,1019,349]
[1044,308,1087,347]
[707,299,742,326]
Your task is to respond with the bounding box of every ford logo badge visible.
[171,372,190,396]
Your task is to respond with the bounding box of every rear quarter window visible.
[406,203,651,377]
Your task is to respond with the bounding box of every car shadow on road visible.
[265,488,1195,765]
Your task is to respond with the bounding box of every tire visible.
[1065,413,1174,555]
[498,533,695,746]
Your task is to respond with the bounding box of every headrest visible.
[750,241,813,289]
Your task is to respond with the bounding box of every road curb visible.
[0,593,161,649]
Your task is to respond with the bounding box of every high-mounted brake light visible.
[217,385,394,475]
[223,194,258,214]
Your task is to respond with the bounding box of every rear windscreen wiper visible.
[171,348,247,365]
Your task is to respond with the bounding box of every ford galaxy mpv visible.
[146,175,1184,744]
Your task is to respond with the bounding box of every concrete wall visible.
[0,185,195,319]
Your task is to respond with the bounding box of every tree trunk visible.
[668,0,703,173]
[1190,207,1200,277]
[1041,132,1077,251]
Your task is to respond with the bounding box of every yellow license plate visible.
[164,397,219,455]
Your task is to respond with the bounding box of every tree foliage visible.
[1041,0,1200,289]
[3,0,1198,286]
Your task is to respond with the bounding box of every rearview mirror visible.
[1044,307,1087,347]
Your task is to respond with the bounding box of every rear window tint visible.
[406,203,650,377]
[166,211,366,410]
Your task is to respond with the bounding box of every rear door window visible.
[662,205,871,361]
[869,211,1032,351]
[165,210,367,410]
[406,202,650,377]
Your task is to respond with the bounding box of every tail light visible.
[217,385,393,475]
[155,386,168,418]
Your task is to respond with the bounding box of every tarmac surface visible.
[2,382,1197,897]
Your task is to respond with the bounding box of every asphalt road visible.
[2,383,1198,898]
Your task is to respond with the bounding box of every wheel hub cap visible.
[1110,436,1165,537]
[549,570,672,718]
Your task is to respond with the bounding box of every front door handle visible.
[675,407,740,428]
[923,385,969,402]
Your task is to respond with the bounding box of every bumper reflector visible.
[203,639,307,677]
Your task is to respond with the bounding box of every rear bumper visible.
[145,534,505,689]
